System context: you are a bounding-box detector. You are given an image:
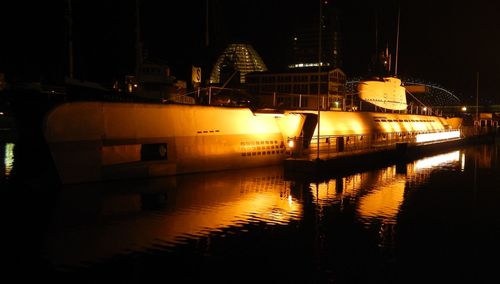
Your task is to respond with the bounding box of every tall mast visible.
[67,0,74,79]
[205,0,209,47]
[135,0,143,77]
[394,6,400,77]
[375,11,378,65]
[476,71,479,122]
[316,0,322,160]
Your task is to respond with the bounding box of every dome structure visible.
[210,43,268,84]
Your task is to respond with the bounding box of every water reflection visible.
[471,142,498,169]
[309,150,463,249]
[43,166,301,270]
[39,143,500,281]
[413,151,460,171]
[1,143,14,178]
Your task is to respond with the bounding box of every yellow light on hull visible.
[416,130,460,143]
[254,113,285,118]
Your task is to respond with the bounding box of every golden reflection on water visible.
[43,148,473,269]
[311,150,461,226]
[43,166,302,269]
[413,151,460,171]
[358,177,406,225]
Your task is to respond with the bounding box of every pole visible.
[375,12,378,61]
[135,0,143,77]
[316,0,322,160]
[67,0,74,79]
[205,0,209,47]
[476,71,479,122]
[395,6,400,77]
[208,86,212,105]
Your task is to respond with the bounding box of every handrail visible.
[287,129,462,157]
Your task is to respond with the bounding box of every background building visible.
[241,1,345,110]
[288,1,343,70]
[209,43,268,86]
[246,68,346,110]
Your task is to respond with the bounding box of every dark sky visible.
[1,1,500,104]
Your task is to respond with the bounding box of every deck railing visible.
[287,129,462,158]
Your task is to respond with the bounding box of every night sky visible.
[2,1,500,104]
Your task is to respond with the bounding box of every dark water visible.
[2,141,500,283]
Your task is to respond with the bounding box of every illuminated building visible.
[209,43,268,85]
[245,68,346,109]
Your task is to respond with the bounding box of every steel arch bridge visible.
[346,77,461,107]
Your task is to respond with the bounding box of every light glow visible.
[461,153,466,171]
[277,113,304,141]
[416,130,460,143]
[288,62,330,68]
[414,151,460,170]
[4,143,14,177]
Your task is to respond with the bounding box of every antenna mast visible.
[476,71,479,122]
[135,0,143,77]
[316,0,322,160]
[375,11,378,64]
[205,0,209,47]
[67,0,74,79]
[394,6,400,77]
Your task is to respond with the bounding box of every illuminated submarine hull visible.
[309,111,461,136]
[44,102,290,184]
[283,109,461,154]
[44,102,462,184]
